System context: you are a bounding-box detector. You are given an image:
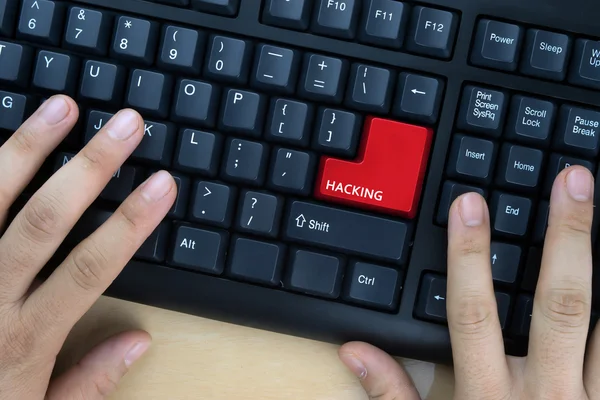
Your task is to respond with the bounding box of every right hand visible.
[340,166,600,400]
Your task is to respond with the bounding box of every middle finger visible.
[526,166,594,398]
[0,109,143,303]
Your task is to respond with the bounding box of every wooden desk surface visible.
[56,296,455,400]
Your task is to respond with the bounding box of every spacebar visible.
[284,201,410,264]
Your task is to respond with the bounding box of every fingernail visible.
[141,171,173,202]
[459,193,484,227]
[39,96,70,125]
[124,341,151,368]
[107,109,140,140]
[566,168,593,202]
[339,353,367,380]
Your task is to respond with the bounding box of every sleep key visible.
[284,201,410,264]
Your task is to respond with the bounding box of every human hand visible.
[339,165,600,399]
[0,95,176,399]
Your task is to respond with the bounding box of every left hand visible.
[0,95,176,399]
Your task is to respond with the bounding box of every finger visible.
[446,193,512,399]
[584,325,600,397]
[339,342,421,400]
[24,171,175,339]
[527,166,594,398]
[46,330,151,400]
[0,109,144,302]
[0,95,78,219]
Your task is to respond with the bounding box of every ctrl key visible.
[343,261,401,311]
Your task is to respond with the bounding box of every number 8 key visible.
[110,15,159,65]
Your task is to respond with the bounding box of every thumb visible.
[46,330,151,400]
[339,342,421,400]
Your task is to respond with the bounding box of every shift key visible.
[285,201,410,264]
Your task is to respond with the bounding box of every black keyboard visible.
[2,0,600,365]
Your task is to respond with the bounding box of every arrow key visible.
[394,72,444,124]
[490,242,522,284]
[415,273,447,323]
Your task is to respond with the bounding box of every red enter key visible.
[315,117,433,218]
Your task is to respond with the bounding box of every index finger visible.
[446,193,512,399]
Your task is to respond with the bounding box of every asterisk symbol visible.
[124,20,132,28]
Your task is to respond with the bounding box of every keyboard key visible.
[135,222,170,263]
[268,148,316,195]
[79,60,126,106]
[251,44,299,94]
[236,190,283,237]
[345,64,393,113]
[228,237,285,285]
[102,164,143,203]
[532,200,549,244]
[506,96,556,146]
[457,85,508,137]
[312,0,359,39]
[317,118,432,217]
[189,181,235,227]
[569,39,600,89]
[266,99,313,146]
[0,42,33,87]
[158,26,204,74]
[111,16,158,65]
[137,121,175,166]
[299,54,348,103]
[285,201,410,263]
[205,35,252,84]
[416,274,511,328]
[313,108,361,157]
[125,69,172,118]
[358,0,408,49]
[32,51,79,95]
[262,0,311,30]
[222,138,268,185]
[436,181,485,226]
[446,134,496,185]
[286,249,343,298]
[343,261,400,311]
[414,273,447,323]
[174,129,221,176]
[521,29,571,81]
[471,19,523,71]
[496,144,544,191]
[89,115,172,166]
[219,89,266,136]
[168,224,228,274]
[490,242,522,284]
[64,7,110,55]
[511,294,533,337]
[0,91,31,132]
[17,0,64,46]
[191,0,239,16]
[554,105,600,157]
[543,154,595,197]
[168,173,191,219]
[393,73,444,124]
[491,192,532,237]
[405,6,458,59]
[172,79,219,127]
[0,0,18,36]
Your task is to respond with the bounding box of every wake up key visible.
[284,201,410,264]
[554,105,600,157]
